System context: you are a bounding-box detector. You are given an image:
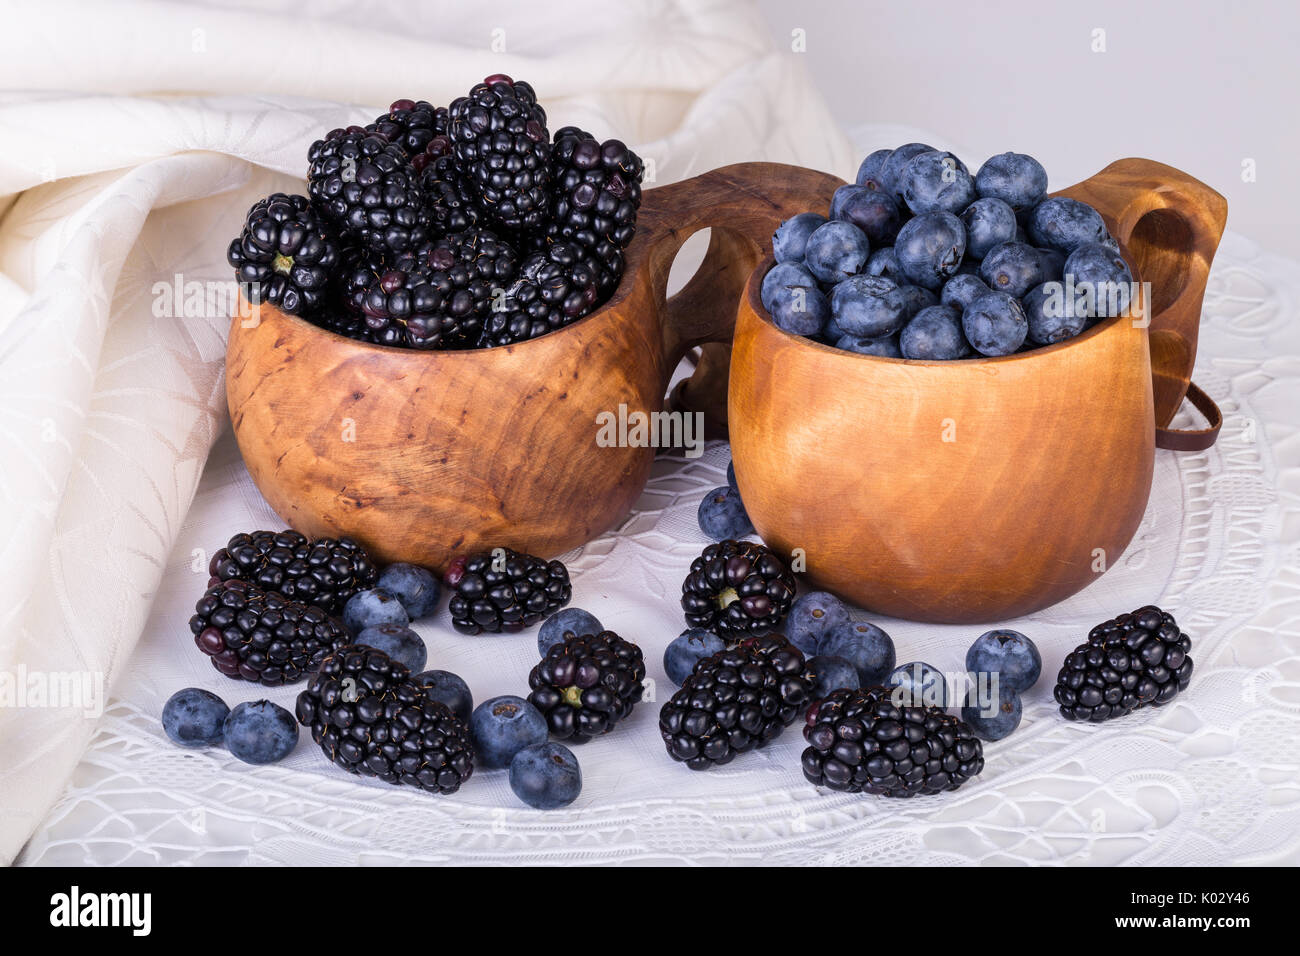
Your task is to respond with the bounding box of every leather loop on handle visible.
[1155,380,1222,451]
[633,163,843,433]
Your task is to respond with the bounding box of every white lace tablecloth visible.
[15,229,1300,866]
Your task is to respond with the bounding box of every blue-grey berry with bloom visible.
[962,290,1028,356]
[980,241,1045,298]
[965,629,1042,692]
[223,700,299,764]
[785,590,850,657]
[509,742,582,810]
[377,563,440,619]
[821,620,896,686]
[470,695,548,770]
[894,211,966,290]
[414,669,474,722]
[1023,281,1085,345]
[343,587,409,635]
[809,655,861,700]
[974,152,1048,213]
[836,333,902,357]
[1027,196,1108,254]
[960,196,1018,260]
[855,147,894,190]
[772,212,828,263]
[901,150,977,216]
[698,484,754,541]
[962,685,1023,741]
[901,304,971,360]
[803,220,871,284]
[537,607,603,656]
[831,183,902,246]
[664,628,727,686]
[887,661,952,709]
[162,687,229,748]
[356,622,427,672]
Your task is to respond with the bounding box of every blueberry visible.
[865,247,903,282]
[940,273,991,311]
[343,587,409,635]
[223,700,298,765]
[901,150,977,215]
[855,147,894,190]
[772,212,828,263]
[769,282,830,336]
[965,628,1042,691]
[896,284,938,320]
[1023,281,1085,345]
[538,607,603,656]
[1036,246,1066,282]
[356,622,427,672]
[975,152,1048,212]
[726,460,738,493]
[809,655,861,699]
[894,211,966,290]
[980,241,1044,298]
[821,621,896,686]
[663,628,727,686]
[376,563,440,619]
[469,695,548,770]
[962,685,1023,741]
[887,661,951,708]
[413,669,474,721]
[962,291,1028,356]
[836,333,902,357]
[830,275,910,338]
[830,184,901,246]
[900,304,971,360]
[785,591,850,657]
[879,142,937,202]
[509,742,582,810]
[161,687,229,748]
[760,262,818,314]
[804,220,871,284]
[697,484,754,540]
[1064,242,1133,318]
[1026,197,1108,254]
[960,197,1018,260]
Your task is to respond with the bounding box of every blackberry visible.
[227,193,340,316]
[189,580,351,685]
[356,229,518,349]
[547,126,643,295]
[1054,605,1193,722]
[208,529,378,616]
[479,241,599,347]
[680,539,796,640]
[449,75,551,232]
[659,634,813,769]
[445,548,572,634]
[366,98,449,159]
[307,127,427,256]
[527,631,645,742]
[801,686,985,796]
[295,644,474,795]
[414,140,481,236]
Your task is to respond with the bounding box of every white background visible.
[758,0,1300,259]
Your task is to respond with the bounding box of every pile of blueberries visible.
[762,143,1134,359]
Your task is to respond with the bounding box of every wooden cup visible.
[226,163,844,569]
[729,158,1227,623]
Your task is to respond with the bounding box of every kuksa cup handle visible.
[635,162,843,437]
[1057,158,1228,451]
